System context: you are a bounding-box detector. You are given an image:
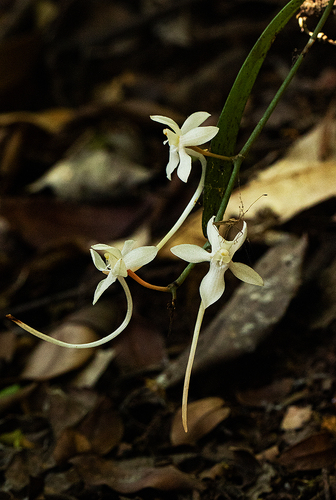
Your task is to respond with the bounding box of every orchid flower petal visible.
[185,148,206,170]
[176,147,192,182]
[91,244,122,260]
[171,244,211,263]
[181,126,219,146]
[166,146,180,180]
[121,240,135,256]
[200,262,227,309]
[150,115,181,134]
[180,111,211,133]
[206,216,222,253]
[229,261,264,286]
[92,271,117,305]
[230,222,248,256]
[124,246,158,271]
[90,249,107,271]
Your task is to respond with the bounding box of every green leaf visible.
[202,0,305,235]
[0,383,21,398]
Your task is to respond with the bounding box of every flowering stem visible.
[156,152,206,251]
[127,269,170,292]
[6,277,133,348]
[182,300,205,432]
[189,146,236,162]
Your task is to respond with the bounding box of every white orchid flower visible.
[7,240,158,349]
[171,216,263,308]
[90,240,158,304]
[150,112,219,182]
[171,216,263,432]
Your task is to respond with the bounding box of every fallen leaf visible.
[0,196,152,249]
[278,432,336,470]
[311,256,336,329]
[281,405,312,431]
[226,120,336,223]
[170,397,230,446]
[255,445,280,462]
[71,348,117,388]
[28,145,151,201]
[53,429,92,464]
[77,397,123,455]
[18,296,129,380]
[46,387,99,437]
[20,324,98,380]
[237,378,294,407]
[70,455,202,492]
[112,314,167,372]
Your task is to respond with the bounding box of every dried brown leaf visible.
[47,388,99,437]
[321,415,336,435]
[281,405,312,431]
[170,397,230,446]
[1,196,151,249]
[70,455,202,492]
[113,315,167,372]
[53,428,92,464]
[256,445,280,462]
[278,432,336,470]
[236,378,294,407]
[226,121,336,223]
[77,397,123,455]
[21,324,98,380]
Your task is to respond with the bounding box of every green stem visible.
[215,0,335,222]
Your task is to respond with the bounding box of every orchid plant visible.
[7,0,336,433]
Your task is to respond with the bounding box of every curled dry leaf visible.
[170,397,230,446]
[46,387,99,437]
[278,432,336,471]
[70,455,202,493]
